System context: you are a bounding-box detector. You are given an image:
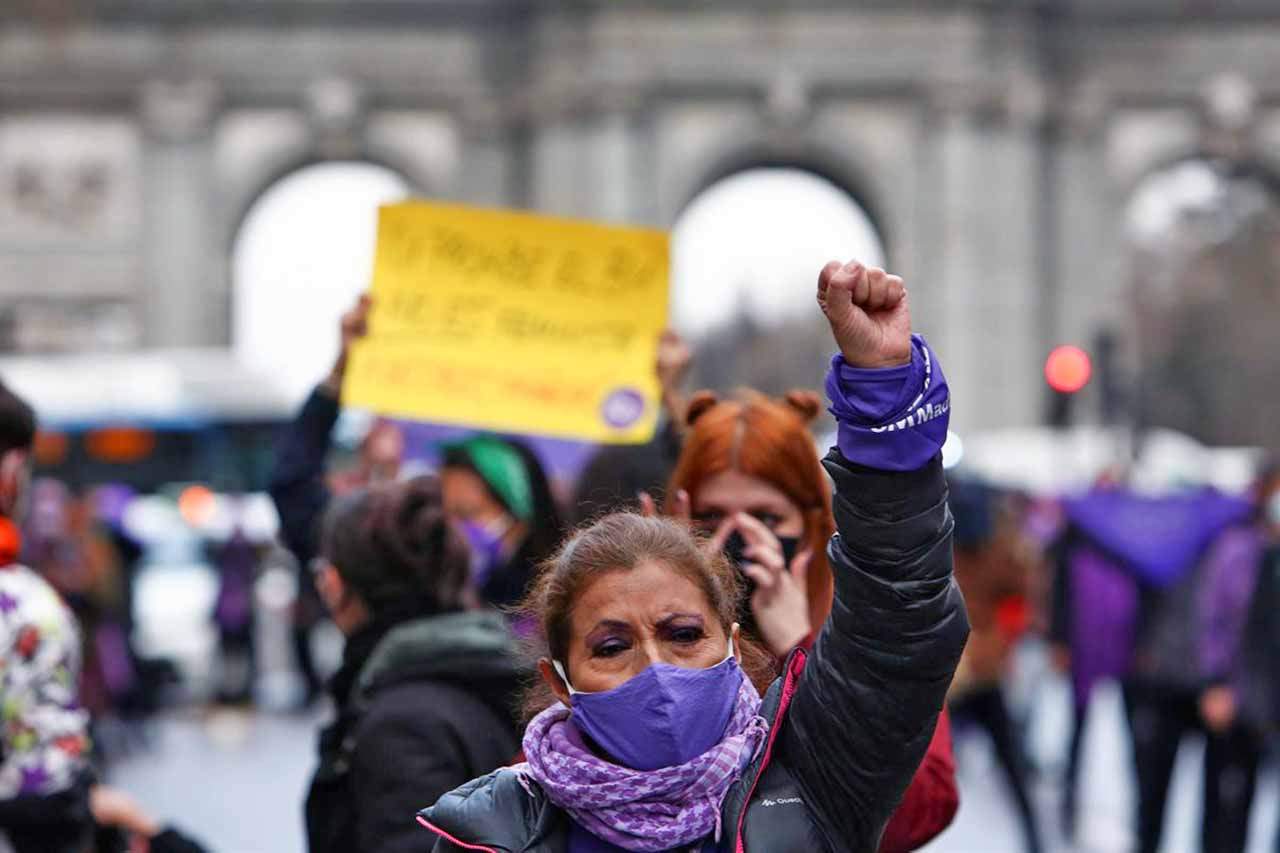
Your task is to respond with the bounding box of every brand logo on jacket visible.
[759,797,803,808]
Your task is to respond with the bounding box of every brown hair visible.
[320,476,471,617]
[516,512,777,720]
[666,390,837,631]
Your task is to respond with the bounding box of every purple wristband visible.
[824,334,950,471]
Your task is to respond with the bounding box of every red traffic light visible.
[1045,345,1092,394]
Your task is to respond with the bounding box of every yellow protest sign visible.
[344,200,670,443]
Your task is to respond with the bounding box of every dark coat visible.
[306,610,524,853]
[417,452,969,853]
[1237,544,1280,729]
[0,777,92,853]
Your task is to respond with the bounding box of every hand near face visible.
[817,260,911,369]
[716,512,812,658]
[639,490,811,658]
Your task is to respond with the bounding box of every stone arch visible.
[1125,153,1280,446]
[666,150,889,400]
[221,149,427,261]
[675,142,893,262]
[228,158,415,404]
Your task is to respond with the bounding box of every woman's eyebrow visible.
[584,620,633,642]
[656,613,705,629]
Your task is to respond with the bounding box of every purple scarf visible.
[517,677,768,852]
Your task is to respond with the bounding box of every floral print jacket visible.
[0,563,89,799]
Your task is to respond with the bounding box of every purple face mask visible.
[553,638,743,771]
[458,517,512,588]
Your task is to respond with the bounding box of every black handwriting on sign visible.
[550,246,662,298]
[378,292,489,343]
[427,226,549,289]
[496,308,635,352]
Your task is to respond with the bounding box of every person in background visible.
[269,294,405,704]
[945,479,1042,853]
[1234,466,1280,853]
[1120,499,1258,853]
[0,381,94,853]
[1047,478,1253,849]
[1192,460,1280,853]
[650,386,959,853]
[440,435,563,612]
[572,330,691,523]
[417,259,969,852]
[210,518,263,705]
[306,476,524,853]
[271,294,563,634]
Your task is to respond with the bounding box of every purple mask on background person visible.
[458,517,512,588]
[553,637,743,771]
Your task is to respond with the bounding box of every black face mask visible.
[723,531,802,638]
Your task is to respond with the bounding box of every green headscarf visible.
[442,436,535,522]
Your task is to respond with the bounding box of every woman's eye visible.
[754,512,783,530]
[593,641,628,658]
[670,628,704,644]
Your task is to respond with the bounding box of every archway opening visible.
[232,161,410,404]
[671,166,886,395]
[1126,157,1280,447]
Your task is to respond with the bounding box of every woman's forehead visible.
[694,469,797,510]
[569,561,715,628]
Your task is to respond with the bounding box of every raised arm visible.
[268,295,369,565]
[779,261,969,850]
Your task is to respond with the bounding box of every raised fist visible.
[339,293,372,352]
[816,261,911,369]
[324,292,373,394]
[655,329,693,393]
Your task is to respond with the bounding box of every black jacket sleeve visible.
[779,451,969,852]
[268,387,341,568]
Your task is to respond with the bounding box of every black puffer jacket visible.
[306,610,524,853]
[417,452,969,853]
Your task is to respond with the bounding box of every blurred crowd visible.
[1,288,1278,853]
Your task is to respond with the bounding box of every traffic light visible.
[1044,345,1091,427]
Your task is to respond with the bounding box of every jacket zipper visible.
[733,647,807,853]
[417,815,500,852]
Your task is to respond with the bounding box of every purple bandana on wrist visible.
[824,334,950,471]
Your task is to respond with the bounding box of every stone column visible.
[457,102,517,208]
[591,104,639,224]
[139,79,221,347]
[1054,84,1118,356]
[928,82,1043,434]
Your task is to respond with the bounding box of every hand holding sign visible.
[323,293,372,396]
[345,202,670,443]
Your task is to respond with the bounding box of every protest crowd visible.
[2,233,1279,853]
[3,20,1280,845]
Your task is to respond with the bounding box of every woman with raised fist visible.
[416,261,968,852]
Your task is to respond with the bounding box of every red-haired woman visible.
[654,389,959,853]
